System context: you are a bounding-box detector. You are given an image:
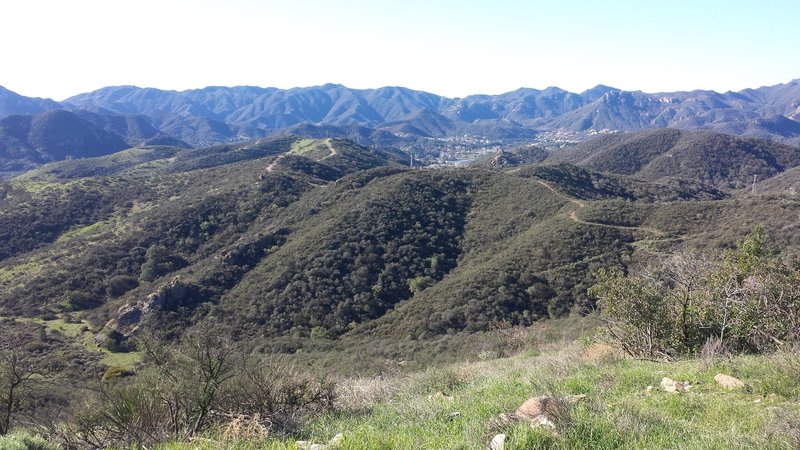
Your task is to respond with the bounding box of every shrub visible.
[69,321,336,448]
[591,227,800,357]
[105,275,138,298]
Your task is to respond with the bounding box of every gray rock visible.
[488,433,506,450]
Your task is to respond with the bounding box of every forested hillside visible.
[2,132,800,449]
[2,133,799,358]
[549,128,800,189]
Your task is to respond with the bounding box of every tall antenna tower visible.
[752,174,757,194]
[410,151,414,168]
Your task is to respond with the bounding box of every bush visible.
[591,227,800,357]
[69,321,336,448]
[228,358,337,433]
[105,275,138,298]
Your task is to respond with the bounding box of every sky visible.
[2,0,798,100]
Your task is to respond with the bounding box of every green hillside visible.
[549,129,800,190]
[2,133,800,448]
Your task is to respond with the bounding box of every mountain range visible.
[1,80,799,151]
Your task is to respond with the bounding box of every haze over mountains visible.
[1,79,799,150]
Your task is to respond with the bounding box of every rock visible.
[491,412,524,429]
[492,396,572,434]
[328,433,343,447]
[515,396,565,419]
[116,305,142,326]
[488,433,506,450]
[427,391,454,402]
[296,433,343,450]
[714,373,745,390]
[645,385,654,394]
[660,377,691,393]
[530,414,557,429]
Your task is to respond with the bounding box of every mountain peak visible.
[0,85,62,117]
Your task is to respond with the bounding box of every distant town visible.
[412,129,620,167]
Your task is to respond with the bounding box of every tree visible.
[0,327,48,435]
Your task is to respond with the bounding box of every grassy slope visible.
[159,318,800,449]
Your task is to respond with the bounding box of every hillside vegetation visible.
[2,131,800,447]
[549,128,800,190]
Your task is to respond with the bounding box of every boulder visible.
[515,396,565,419]
[116,305,143,326]
[714,373,745,390]
[660,377,691,393]
[488,433,506,450]
[530,414,557,429]
[296,433,343,450]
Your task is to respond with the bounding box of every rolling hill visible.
[548,128,800,190]
[2,135,799,362]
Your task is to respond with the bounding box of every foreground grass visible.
[158,337,800,449]
[0,431,60,450]
[10,320,799,449]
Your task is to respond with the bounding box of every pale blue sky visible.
[2,0,797,100]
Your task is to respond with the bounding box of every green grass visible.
[21,316,142,370]
[100,350,142,369]
[289,138,320,155]
[158,340,800,449]
[288,138,331,160]
[7,179,64,192]
[32,317,87,337]
[0,431,60,450]
[55,220,108,243]
[0,260,42,284]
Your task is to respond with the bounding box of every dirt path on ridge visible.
[535,179,664,235]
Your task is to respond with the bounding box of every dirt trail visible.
[535,180,586,208]
[266,153,287,172]
[320,138,337,160]
[535,179,664,235]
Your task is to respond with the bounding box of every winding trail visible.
[266,153,287,172]
[535,179,664,236]
[536,180,586,208]
[320,138,337,160]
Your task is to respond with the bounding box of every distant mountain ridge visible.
[0,85,61,116]
[0,110,132,171]
[1,80,799,145]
